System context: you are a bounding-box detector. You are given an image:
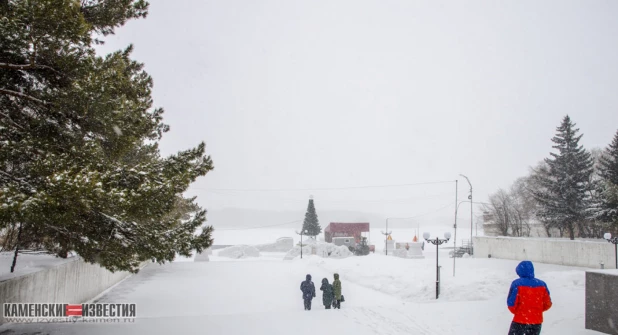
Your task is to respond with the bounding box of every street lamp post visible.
[381,218,392,256]
[423,231,452,299]
[295,230,305,259]
[460,174,473,255]
[604,232,618,269]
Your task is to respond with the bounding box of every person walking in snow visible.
[300,274,316,310]
[332,273,342,309]
[320,278,334,309]
[507,261,552,335]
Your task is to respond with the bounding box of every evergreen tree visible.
[301,198,321,238]
[0,0,214,272]
[597,130,618,226]
[532,115,594,240]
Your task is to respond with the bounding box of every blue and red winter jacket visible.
[507,261,552,324]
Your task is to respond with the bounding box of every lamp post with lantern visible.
[423,231,452,299]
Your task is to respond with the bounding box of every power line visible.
[191,180,455,192]
[215,219,303,231]
[213,202,455,231]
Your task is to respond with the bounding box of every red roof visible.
[325,222,370,233]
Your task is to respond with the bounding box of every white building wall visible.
[474,236,616,269]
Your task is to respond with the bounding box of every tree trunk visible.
[543,222,552,237]
[10,223,23,273]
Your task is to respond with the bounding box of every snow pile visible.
[217,245,260,259]
[255,237,294,252]
[283,245,313,260]
[392,242,424,259]
[0,252,75,279]
[316,243,353,258]
[194,252,210,262]
[284,242,352,260]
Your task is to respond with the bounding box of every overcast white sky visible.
[97,0,618,227]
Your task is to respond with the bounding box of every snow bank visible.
[255,237,294,252]
[309,250,586,305]
[217,245,260,259]
[316,243,353,258]
[392,242,424,259]
[284,242,352,260]
[0,252,75,279]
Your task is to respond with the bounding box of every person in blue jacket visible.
[300,274,316,310]
[507,261,552,335]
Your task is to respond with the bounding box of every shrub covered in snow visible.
[217,245,260,259]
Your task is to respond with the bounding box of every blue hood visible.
[516,261,535,278]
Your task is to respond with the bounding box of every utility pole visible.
[381,218,392,256]
[453,180,459,277]
[460,174,473,255]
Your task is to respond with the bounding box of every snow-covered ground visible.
[0,237,599,335]
[0,251,74,280]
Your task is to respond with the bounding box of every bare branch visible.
[0,111,26,130]
[0,62,59,74]
[0,88,49,105]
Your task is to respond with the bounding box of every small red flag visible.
[66,304,82,316]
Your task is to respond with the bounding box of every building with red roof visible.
[324,222,370,244]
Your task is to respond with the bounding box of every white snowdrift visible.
[284,242,353,260]
[217,245,260,259]
[255,237,294,252]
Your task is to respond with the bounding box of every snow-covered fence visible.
[474,236,616,269]
[0,258,144,323]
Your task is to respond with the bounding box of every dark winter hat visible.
[334,273,339,280]
[306,274,312,280]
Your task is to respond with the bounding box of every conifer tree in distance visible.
[302,197,321,239]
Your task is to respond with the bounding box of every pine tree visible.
[302,198,321,238]
[0,1,214,273]
[532,115,594,240]
[597,130,618,226]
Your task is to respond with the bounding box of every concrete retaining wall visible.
[473,236,616,269]
[586,270,618,334]
[0,258,141,323]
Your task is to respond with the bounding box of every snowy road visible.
[0,252,601,335]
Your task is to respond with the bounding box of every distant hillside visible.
[205,207,454,230]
